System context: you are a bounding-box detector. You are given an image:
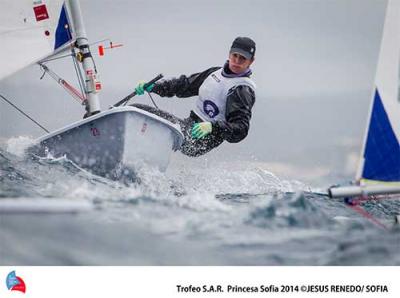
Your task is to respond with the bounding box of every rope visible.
[66,24,86,101]
[147,92,159,109]
[0,93,49,133]
[71,48,86,99]
[121,92,159,109]
[344,196,390,230]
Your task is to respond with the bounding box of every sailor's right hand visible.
[135,80,155,95]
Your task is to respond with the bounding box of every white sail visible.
[329,0,400,198]
[356,0,400,183]
[0,0,75,81]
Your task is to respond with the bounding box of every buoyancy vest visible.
[194,69,256,123]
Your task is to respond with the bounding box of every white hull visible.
[28,106,183,180]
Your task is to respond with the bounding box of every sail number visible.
[90,127,100,136]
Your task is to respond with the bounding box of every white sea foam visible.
[1,146,395,265]
[168,164,311,196]
[5,136,36,157]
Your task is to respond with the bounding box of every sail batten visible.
[0,0,75,81]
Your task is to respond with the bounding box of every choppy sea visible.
[0,137,399,265]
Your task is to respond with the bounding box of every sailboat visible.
[328,0,400,223]
[0,0,183,180]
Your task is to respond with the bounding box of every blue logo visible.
[203,100,219,118]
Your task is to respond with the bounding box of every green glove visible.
[191,122,212,139]
[135,80,155,95]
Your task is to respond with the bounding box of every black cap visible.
[230,37,256,60]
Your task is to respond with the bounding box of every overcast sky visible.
[0,0,388,180]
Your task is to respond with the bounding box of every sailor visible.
[134,36,256,157]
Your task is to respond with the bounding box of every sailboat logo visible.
[203,100,220,118]
[6,271,26,293]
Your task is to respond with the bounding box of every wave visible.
[1,145,399,265]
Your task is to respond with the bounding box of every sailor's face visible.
[228,53,254,74]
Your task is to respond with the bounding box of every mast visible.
[67,0,101,116]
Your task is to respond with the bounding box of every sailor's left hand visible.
[191,122,212,139]
[135,80,155,95]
